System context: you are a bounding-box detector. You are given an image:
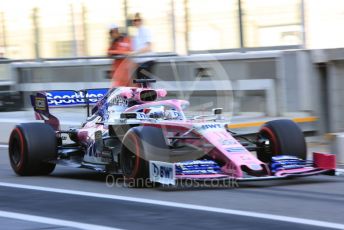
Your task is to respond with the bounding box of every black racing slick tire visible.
[257,119,307,163]
[8,123,57,176]
[120,126,169,188]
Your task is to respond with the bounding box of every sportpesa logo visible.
[47,89,108,106]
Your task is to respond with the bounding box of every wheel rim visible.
[257,127,280,163]
[259,127,279,155]
[122,147,137,175]
[10,138,21,166]
[122,133,140,178]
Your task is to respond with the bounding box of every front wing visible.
[149,152,336,186]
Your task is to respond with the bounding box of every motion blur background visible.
[0,0,344,141]
[0,0,344,58]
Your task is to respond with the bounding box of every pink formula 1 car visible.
[8,79,336,187]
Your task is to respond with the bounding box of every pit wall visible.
[4,48,344,133]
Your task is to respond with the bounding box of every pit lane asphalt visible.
[0,147,344,230]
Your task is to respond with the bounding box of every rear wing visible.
[31,88,108,111]
[30,88,109,130]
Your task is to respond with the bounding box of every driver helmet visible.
[165,109,181,120]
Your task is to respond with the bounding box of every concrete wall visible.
[6,49,344,133]
[327,61,344,132]
[311,49,344,133]
[12,52,284,116]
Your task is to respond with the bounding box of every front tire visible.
[257,119,306,163]
[8,123,57,176]
[120,126,169,187]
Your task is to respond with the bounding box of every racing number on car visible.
[35,97,46,111]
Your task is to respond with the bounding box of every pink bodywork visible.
[126,98,269,178]
[141,120,269,178]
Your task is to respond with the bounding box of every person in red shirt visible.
[107,24,133,87]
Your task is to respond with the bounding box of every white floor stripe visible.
[0,210,122,230]
[0,182,344,229]
[335,168,344,176]
[0,144,8,148]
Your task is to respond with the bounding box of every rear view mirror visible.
[140,90,157,102]
[213,108,223,120]
[212,108,223,115]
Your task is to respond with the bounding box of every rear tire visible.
[8,123,57,176]
[257,119,306,163]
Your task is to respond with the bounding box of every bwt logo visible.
[201,124,222,129]
[47,91,105,106]
[152,163,173,179]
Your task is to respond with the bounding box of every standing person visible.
[131,13,155,80]
[107,24,133,87]
[132,13,152,54]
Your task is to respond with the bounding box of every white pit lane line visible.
[0,182,344,229]
[0,210,122,230]
[336,168,344,176]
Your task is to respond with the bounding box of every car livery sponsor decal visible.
[35,97,47,111]
[165,110,182,120]
[149,161,176,185]
[270,155,310,172]
[175,160,222,175]
[136,112,147,119]
[219,139,237,146]
[194,123,224,134]
[110,96,129,107]
[201,124,222,130]
[47,89,108,107]
[226,147,246,153]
